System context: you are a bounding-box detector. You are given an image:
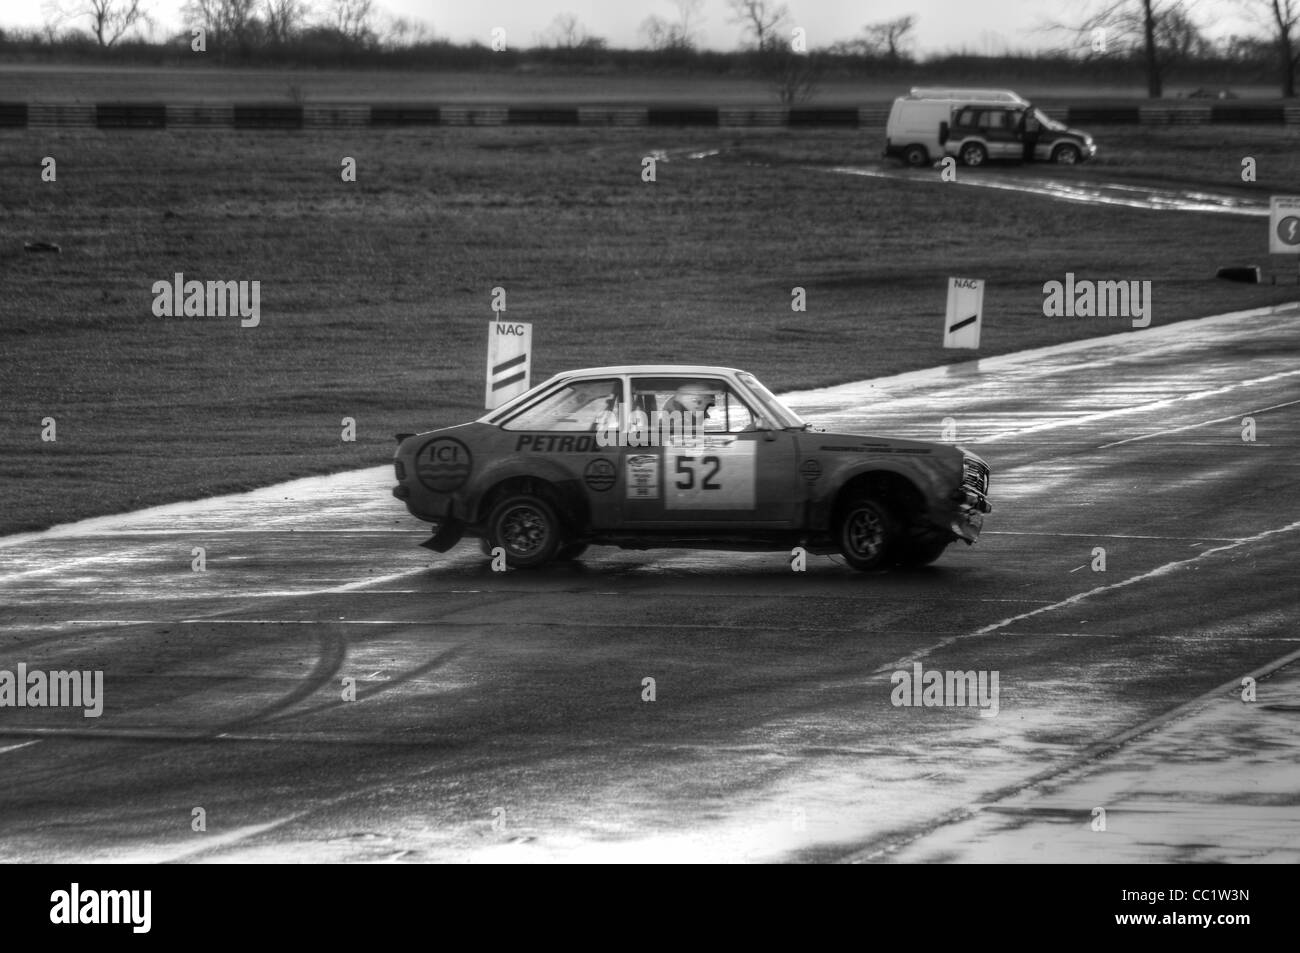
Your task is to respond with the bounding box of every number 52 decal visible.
[675,455,721,490]
[665,443,756,510]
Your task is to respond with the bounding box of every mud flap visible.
[420,520,465,552]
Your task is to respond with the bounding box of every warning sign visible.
[1269,196,1300,254]
[485,321,532,409]
[944,278,984,349]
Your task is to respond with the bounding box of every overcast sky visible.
[4,1,1258,54]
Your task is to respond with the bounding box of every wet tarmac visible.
[0,305,1297,862]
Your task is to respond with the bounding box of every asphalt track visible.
[1,305,1298,863]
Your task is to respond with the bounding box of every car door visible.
[619,376,801,528]
[496,376,626,529]
[981,108,1020,159]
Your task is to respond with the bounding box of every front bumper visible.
[950,488,992,544]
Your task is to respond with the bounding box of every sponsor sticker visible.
[416,437,472,492]
[626,454,660,500]
[584,458,616,492]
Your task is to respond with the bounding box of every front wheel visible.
[835,497,899,571]
[486,495,562,568]
[959,142,987,167]
[1052,143,1081,165]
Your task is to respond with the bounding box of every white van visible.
[883,88,1028,167]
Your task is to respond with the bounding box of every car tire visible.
[835,496,899,571]
[556,542,589,561]
[902,144,929,167]
[1052,143,1081,165]
[959,142,987,167]
[486,495,563,568]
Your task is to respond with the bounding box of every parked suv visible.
[884,87,1027,167]
[944,103,1096,166]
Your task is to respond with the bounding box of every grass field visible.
[3,119,1299,535]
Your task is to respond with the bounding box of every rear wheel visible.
[835,497,899,571]
[959,142,987,167]
[902,144,929,167]
[486,495,563,568]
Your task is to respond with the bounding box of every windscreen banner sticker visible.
[664,440,755,510]
[626,454,660,500]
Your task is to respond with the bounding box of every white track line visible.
[876,518,1300,673]
[1097,396,1300,449]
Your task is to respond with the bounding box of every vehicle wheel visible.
[835,497,899,571]
[959,142,987,167]
[1052,143,1081,165]
[902,144,929,167]
[896,537,949,567]
[556,542,589,561]
[486,495,562,568]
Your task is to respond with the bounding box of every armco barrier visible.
[166,104,235,127]
[719,107,785,127]
[647,107,719,126]
[27,103,96,127]
[507,106,580,125]
[576,106,649,126]
[1211,104,1285,123]
[1067,106,1141,124]
[1139,105,1212,124]
[96,103,167,128]
[369,105,440,126]
[0,103,28,127]
[789,107,860,126]
[303,104,369,128]
[437,105,509,125]
[5,101,1300,131]
[233,104,303,129]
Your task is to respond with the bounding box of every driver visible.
[659,382,715,441]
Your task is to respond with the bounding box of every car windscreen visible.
[1033,108,1065,131]
[736,372,805,429]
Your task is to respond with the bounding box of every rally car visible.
[391,366,991,570]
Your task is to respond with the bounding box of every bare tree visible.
[181,0,259,56]
[263,0,309,45]
[641,0,705,50]
[325,0,375,42]
[864,14,917,62]
[1237,0,1300,96]
[1068,0,1195,97]
[53,0,151,46]
[728,0,790,52]
[542,12,586,48]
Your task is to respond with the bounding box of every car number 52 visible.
[675,455,721,490]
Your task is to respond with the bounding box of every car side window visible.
[630,378,759,438]
[501,378,623,432]
[955,107,976,126]
[985,110,1007,129]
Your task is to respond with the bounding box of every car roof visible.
[547,365,747,378]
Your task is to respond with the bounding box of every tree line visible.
[7,0,1300,99]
